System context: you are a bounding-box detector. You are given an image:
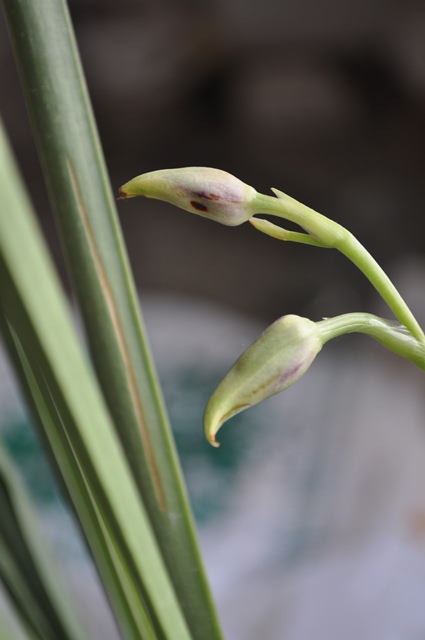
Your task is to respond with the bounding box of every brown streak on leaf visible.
[67,159,166,511]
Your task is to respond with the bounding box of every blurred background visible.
[2,1,425,639]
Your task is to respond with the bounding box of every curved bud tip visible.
[203,315,323,446]
[118,167,257,226]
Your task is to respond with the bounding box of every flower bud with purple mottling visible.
[118,167,257,226]
[203,315,323,446]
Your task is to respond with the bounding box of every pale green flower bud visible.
[118,167,257,226]
[204,315,323,446]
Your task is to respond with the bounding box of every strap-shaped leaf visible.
[0,120,191,640]
[1,2,222,637]
[0,438,85,640]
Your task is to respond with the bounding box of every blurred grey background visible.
[2,0,425,324]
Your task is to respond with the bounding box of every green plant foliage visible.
[1,1,223,637]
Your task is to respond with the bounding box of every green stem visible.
[252,191,425,344]
[317,312,425,370]
[337,233,425,345]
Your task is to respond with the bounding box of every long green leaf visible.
[0,120,192,640]
[0,2,223,638]
[0,313,156,640]
[0,435,86,640]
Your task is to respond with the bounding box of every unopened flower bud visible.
[204,315,323,446]
[118,167,257,226]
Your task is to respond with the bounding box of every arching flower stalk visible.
[119,167,425,445]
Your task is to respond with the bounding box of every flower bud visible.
[118,167,257,226]
[203,315,323,446]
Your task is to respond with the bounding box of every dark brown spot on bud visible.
[190,201,209,212]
